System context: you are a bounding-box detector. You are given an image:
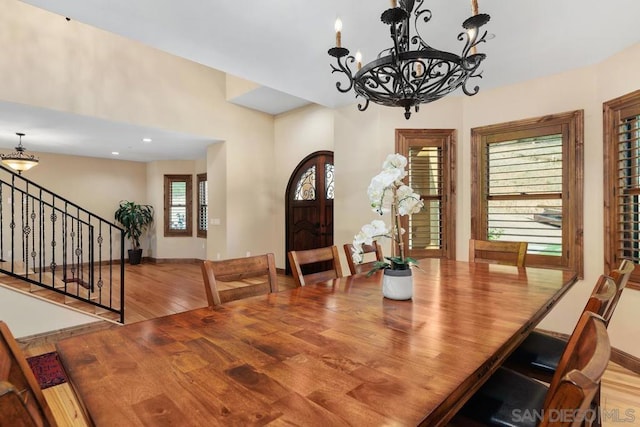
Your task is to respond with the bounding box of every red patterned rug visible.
[26,351,68,390]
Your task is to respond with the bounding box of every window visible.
[604,90,640,288]
[471,111,583,276]
[164,175,192,237]
[396,129,456,259]
[197,173,208,238]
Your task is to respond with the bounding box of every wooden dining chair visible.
[288,246,343,286]
[457,311,610,427]
[507,259,634,382]
[469,239,528,267]
[343,242,384,275]
[201,253,279,307]
[506,274,616,383]
[0,321,58,426]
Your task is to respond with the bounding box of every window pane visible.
[169,207,187,230]
[617,116,640,264]
[295,166,316,200]
[486,134,563,257]
[488,199,562,257]
[171,181,187,205]
[198,178,208,232]
[164,174,192,237]
[488,135,563,196]
[408,146,443,251]
[325,164,334,200]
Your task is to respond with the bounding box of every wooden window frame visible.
[164,174,193,237]
[471,110,584,277]
[604,89,640,289]
[396,128,456,260]
[197,173,207,238]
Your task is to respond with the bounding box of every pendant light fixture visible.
[328,0,491,119]
[1,132,39,174]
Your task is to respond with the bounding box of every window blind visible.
[487,134,563,257]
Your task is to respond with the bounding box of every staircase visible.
[0,165,125,323]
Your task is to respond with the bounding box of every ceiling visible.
[6,0,640,161]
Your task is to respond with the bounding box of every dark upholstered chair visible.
[457,311,610,427]
[507,259,633,383]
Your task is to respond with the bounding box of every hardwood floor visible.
[18,262,640,426]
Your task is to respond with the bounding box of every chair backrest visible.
[469,239,528,267]
[343,242,384,275]
[602,259,635,325]
[0,321,57,426]
[288,246,343,286]
[541,312,610,426]
[582,274,617,320]
[201,253,278,307]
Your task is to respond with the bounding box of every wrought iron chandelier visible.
[1,132,39,174]
[328,0,491,119]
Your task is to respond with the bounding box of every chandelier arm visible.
[330,55,356,93]
[357,98,370,112]
[411,0,433,50]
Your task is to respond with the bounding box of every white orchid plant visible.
[352,153,424,274]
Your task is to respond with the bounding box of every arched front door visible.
[285,151,334,274]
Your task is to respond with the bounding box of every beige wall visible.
[305,44,639,357]
[273,105,334,267]
[146,160,205,259]
[24,151,147,222]
[0,0,277,262]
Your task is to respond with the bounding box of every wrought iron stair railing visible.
[0,165,125,323]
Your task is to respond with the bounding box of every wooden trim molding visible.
[16,321,115,350]
[145,257,203,264]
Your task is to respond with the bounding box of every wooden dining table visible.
[56,259,577,426]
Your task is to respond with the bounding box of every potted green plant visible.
[114,200,154,265]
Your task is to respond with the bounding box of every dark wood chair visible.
[288,246,343,287]
[201,253,279,307]
[457,311,611,427]
[0,321,57,426]
[508,259,633,379]
[506,274,617,383]
[469,239,528,267]
[602,259,634,325]
[343,241,384,275]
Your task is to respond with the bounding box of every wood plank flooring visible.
[18,262,640,426]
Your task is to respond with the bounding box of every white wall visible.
[0,286,97,338]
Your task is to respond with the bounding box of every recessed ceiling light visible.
[112,151,119,155]
[142,138,152,143]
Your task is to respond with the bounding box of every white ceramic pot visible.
[382,268,413,300]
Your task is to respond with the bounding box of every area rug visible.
[26,351,68,390]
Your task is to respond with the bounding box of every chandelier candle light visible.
[351,153,424,300]
[328,0,491,119]
[1,132,39,174]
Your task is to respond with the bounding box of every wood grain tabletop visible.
[56,259,577,426]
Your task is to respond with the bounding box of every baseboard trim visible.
[276,267,286,275]
[16,320,116,351]
[536,328,640,375]
[145,257,203,264]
